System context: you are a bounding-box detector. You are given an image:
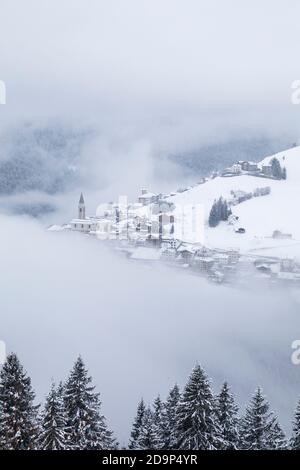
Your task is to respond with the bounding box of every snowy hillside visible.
[168,146,300,259]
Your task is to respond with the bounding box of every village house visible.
[213,253,230,267]
[175,243,197,263]
[247,162,259,172]
[262,164,273,177]
[227,249,240,264]
[237,161,259,172]
[151,200,175,214]
[272,230,292,240]
[192,255,214,272]
[222,163,242,176]
[138,188,157,205]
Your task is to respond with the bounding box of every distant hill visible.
[0,123,90,195]
[169,145,300,259]
[169,138,291,177]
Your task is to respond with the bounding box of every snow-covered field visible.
[169,146,300,258]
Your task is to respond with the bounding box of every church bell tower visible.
[78,192,86,219]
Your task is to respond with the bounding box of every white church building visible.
[70,193,97,233]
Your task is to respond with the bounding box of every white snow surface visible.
[168,146,300,259]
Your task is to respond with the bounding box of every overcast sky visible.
[1,0,300,142]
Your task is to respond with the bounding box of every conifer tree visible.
[216,198,223,221]
[216,382,239,449]
[268,417,287,450]
[137,407,158,450]
[271,157,283,179]
[39,381,68,450]
[209,201,219,227]
[0,353,39,450]
[176,364,220,450]
[153,395,163,426]
[159,384,181,450]
[239,387,279,450]
[128,398,146,449]
[220,199,228,221]
[290,397,300,450]
[282,167,287,180]
[64,356,116,450]
[209,198,230,227]
[152,395,163,447]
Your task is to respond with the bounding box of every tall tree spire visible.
[216,382,239,449]
[290,397,300,449]
[128,398,146,449]
[0,353,39,450]
[39,381,68,450]
[176,364,220,450]
[64,356,116,450]
[239,387,285,450]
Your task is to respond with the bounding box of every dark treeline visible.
[208,197,232,228]
[271,157,287,180]
[0,354,300,450]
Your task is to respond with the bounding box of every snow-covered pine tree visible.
[290,397,300,450]
[216,382,239,450]
[153,395,163,426]
[64,356,116,450]
[209,201,219,227]
[221,199,231,221]
[282,166,287,180]
[152,395,163,447]
[38,381,68,450]
[271,157,283,180]
[128,398,146,449]
[137,407,158,450]
[221,200,227,221]
[268,417,287,450]
[209,198,231,227]
[239,387,281,450]
[216,198,223,222]
[159,384,181,450]
[0,353,39,450]
[176,364,220,450]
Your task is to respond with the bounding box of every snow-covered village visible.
[4,0,300,460]
[51,145,300,288]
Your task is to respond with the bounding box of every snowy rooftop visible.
[139,192,156,198]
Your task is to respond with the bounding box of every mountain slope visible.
[168,146,300,259]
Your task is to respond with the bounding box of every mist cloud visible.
[1,0,300,138]
[1,214,299,444]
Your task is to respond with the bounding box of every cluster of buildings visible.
[254,256,300,284]
[222,160,273,178]
[161,242,240,283]
[66,191,239,283]
[69,191,176,244]
[62,169,297,287]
